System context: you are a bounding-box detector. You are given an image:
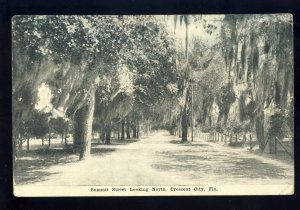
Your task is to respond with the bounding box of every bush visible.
[267,109,285,140]
[201,124,215,133]
[215,123,224,133]
[227,120,244,134]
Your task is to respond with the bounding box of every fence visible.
[261,136,294,159]
[194,131,257,149]
[195,130,294,159]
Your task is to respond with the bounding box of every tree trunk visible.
[144,125,147,136]
[255,110,265,150]
[181,112,188,142]
[65,121,69,145]
[111,131,114,138]
[181,17,189,142]
[27,136,29,151]
[100,126,106,142]
[223,110,230,126]
[78,93,96,160]
[243,133,246,144]
[178,116,181,137]
[126,117,131,139]
[132,125,137,138]
[121,119,125,140]
[73,110,84,150]
[118,123,120,140]
[42,136,44,146]
[48,133,51,147]
[61,134,64,144]
[249,134,252,150]
[19,135,23,150]
[137,123,139,138]
[181,82,190,143]
[185,17,189,61]
[105,121,111,144]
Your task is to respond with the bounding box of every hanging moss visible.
[264,42,270,54]
[239,94,247,122]
[201,95,214,125]
[246,100,256,120]
[215,83,236,126]
[252,46,259,78]
[217,83,236,114]
[228,47,234,60]
[240,43,246,78]
[274,81,281,107]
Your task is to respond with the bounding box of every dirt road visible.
[21,131,293,186]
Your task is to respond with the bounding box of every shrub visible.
[267,109,285,140]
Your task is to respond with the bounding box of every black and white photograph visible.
[12,14,294,196]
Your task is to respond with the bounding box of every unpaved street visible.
[21,131,293,186]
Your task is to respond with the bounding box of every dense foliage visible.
[12,14,293,159]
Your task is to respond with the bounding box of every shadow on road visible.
[152,146,290,184]
[14,138,141,185]
[169,140,210,147]
[14,149,78,185]
[91,148,116,157]
[91,139,140,146]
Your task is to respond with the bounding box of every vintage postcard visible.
[12,14,294,196]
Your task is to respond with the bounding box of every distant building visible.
[40,105,67,120]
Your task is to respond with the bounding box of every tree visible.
[25,110,50,150]
[13,16,121,159]
[216,83,236,126]
[49,117,68,143]
[221,14,293,150]
[12,82,36,155]
[13,15,178,159]
[170,15,221,142]
[174,15,191,142]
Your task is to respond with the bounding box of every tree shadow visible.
[14,148,78,185]
[152,149,292,184]
[91,148,116,157]
[229,158,287,179]
[14,137,141,185]
[251,150,294,164]
[91,139,140,146]
[169,140,183,144]
[169,140,210,147]
[181,143,210,147]
[112,139,140,145]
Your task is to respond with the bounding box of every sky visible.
[160,15,225,48]
[35,83,53,111]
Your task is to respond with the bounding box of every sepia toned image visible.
[12,14,294,196]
